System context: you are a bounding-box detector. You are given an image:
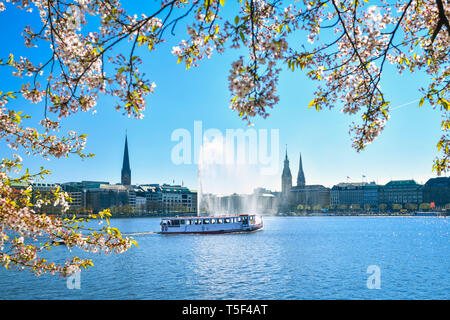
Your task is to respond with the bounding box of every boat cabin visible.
[160,214,261,234]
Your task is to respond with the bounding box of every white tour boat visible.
[160,214,263,234]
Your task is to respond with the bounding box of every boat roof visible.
[162,214,254,220]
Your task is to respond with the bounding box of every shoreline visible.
[104,212,448,219]
[275,212,448,217]
[56,211,448,219]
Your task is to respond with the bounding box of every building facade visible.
[61,182,83,209]
[378,180,423,205]
[84,183,136,212]
[291,185,330,208]
[289,153,330,209]
[330,182,379,209]
[423,177,450,207]
[139,184,197,213]
[331,182,365,208]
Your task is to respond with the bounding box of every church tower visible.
[121,133,131,186]
[281,146,292,200]
[297,153,306,187]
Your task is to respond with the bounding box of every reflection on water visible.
[0,216,448,299]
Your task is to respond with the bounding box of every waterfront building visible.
[139,183,197,213]
[251,189,278,214]
[121,134,131,186]
[160,184,197,212]
[191,191,198,213]
[198,193,218,215]
[290,153,330,209]
[215,189,278,215]
[136,185,162,212]
[30,183,67,214]
[61,182,83,208]
[84,183,135,213]
[363,182,380,207]
[330,182,365,208]
[330,181,379,209]
[218,193,243,214]
[378,180,423,206]
[135,196,147,214]
[31,183,57,204]
[141,184,163,205]
[423,177,450,207]
[291,185,330,208]
[31,182,56,194]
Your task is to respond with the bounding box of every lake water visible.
[0,216,449,300]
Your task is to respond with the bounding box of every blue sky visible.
[0,2,446,194]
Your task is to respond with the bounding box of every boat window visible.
[180,220,185,225]
[217,218,223,224]
[225,218,230,223]
[237,217,241,222]
[211,219,216,224]
[186,220,191,225]
[194,219,201,225]
[203,219,210,224]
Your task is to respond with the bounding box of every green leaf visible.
[239,31,245,43]
[235,16,239,25]
[148,39,154,51]
[380,101,389,109]
[419,97,425,107]
[439,98,450,111]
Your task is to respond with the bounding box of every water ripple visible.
[0,216,448,299]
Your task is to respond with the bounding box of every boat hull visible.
[161,223,263,235]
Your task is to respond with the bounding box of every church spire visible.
[121,132,131,186]
[282,145,291,177]
[297,153,306,187]
[281,145,292,200]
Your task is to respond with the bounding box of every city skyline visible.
[0,3,446,193]
[22,132,448,197]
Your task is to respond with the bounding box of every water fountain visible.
[196,136,278,216]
